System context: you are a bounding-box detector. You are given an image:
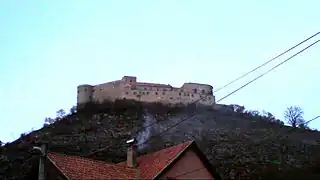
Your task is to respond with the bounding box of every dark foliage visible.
[1,101,320,179]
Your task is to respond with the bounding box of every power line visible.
[89,35,319,154]
[134,32,320,137]
[87,93,214,156]
[170,115,320,178]
[88,35,320,174]
[305,115,320,125]
[216,39,320,103]
[280,115,320,137]
[256,114,320,145]
[134,93,212,136]
[86,92,215,156]
[214,32,320,93]
[136,39,319,148]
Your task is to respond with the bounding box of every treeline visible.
[41,101,315,130]
[224,104,285,125]
[42,99,197,127]
[14,100,313,141]
[225,104,315,130]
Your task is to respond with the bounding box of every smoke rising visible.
[136,110,154,150]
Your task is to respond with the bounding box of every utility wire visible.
[136,39,319,148]
[216,39,320,102]
[86,90,215,156]
[305,115,320,125]
[88,36,320,174]
[214,32,320,93]
[274,115,320,141]
[135,33,319,138]
[89,35,319,155]
[135,34,320,136]
[170,115,320,178]
[87,93,214,156]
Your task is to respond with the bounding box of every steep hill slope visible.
[1,101,320,179]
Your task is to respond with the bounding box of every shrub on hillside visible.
[77,99,188,120]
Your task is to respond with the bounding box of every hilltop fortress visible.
[77,76,215,107]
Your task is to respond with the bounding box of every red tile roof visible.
[48,152,137,179]
[118,140,193,179]
[47,140,193,179]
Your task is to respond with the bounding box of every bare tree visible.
[284,106,305,127]
[56,109,66,119]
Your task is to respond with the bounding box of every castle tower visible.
[181,83,213,96]
[77,84,93,106]
[181,83,215,105]
[121,76,137,85]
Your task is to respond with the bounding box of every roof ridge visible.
[46,141,196,179]
[48,151,137,169]
[117,140,194,164]
[139,140,194,157]
[152,140,194,179]
[47,152,137,179]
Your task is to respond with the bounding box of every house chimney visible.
[126,138,137,168]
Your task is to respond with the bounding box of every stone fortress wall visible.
[77,76,215,107]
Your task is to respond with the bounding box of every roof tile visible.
[48,152,137,179]
[118,140,193,179]
[47,140,193,179]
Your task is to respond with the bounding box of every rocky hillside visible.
[1,100,320,179]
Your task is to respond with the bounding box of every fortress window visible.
[157,88,159,91]
[144,88,147,90]
[133,92,137,95]
[194,89,197,93]
[130,80,132,83]
[155,92,158,95]
[142,92,145,95]
[179,92,181,96]
[125,92,129,95]
[147,92,150,95]
[170,97,173,100]
[191,94,194,97]
[201,90,205,94]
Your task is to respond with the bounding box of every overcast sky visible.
[1,0,319,143]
